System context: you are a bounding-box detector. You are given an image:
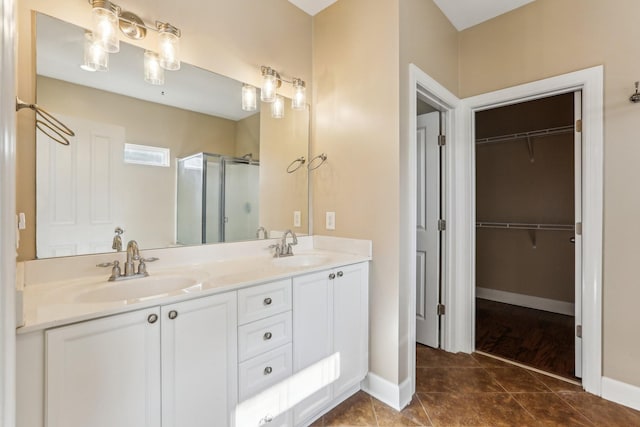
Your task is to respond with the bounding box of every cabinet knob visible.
[337,271,344,277]
[260,415,273,425]
[263,331,273,340]
[263,297,273,306]
[264,366,273,375]
[147,313,158,324]
[168,310,178,320]
[329,273,336,280]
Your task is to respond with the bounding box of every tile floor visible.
[310,345,640,426]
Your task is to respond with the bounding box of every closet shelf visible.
[475,125,574,145]
[476,222,575,231]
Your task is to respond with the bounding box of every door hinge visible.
[576,222,582,236]
[576,119,582,133]
[438,135,446,146]
[437,304,445,316]
[576,324,582,338]
[438,219,446,231]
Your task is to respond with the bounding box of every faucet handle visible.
[140,257,159,263]
[268,243,282,257]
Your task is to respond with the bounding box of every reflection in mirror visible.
[34,13,309,259]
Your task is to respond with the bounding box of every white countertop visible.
[18,236,372,334]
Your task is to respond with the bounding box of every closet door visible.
[574,90,583,378]
[416,111,441,348]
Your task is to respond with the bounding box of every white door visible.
[161,292,238,427]
[36,114,125,257]
[416,112,441,347]
[574,91,583,378]
[46,307,161,427]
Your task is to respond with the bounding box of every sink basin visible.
[272,254,330,268]
[75,275,202,303]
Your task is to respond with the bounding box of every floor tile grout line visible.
[414,392,436,427]
[552,391,599,426]
[508,391,542,423]
[367,393,380,427]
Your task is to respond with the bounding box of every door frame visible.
[407,64,603,400]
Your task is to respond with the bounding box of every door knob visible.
[570,237,576,244]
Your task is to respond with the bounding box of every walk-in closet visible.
[474,93,580,380]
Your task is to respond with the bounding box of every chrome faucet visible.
[97,239,159,281]
[256,226,268,239]
[268,230,298,258]
[112,227,124,252]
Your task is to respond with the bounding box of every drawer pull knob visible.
[264,366,273,375]
[329,273,336,280]
[260,415,273,424]
[263,332,273,340]
[168,310,178,320]
[337,271,344,277]
[263,297,273,306]
[147,314,158,324]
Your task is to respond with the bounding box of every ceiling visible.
[288,0,535,30]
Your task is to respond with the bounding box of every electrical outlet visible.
[293,211,301,227]
[326,212,336,230]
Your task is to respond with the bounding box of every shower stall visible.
[177,153,259,245]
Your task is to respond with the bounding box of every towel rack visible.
[16,97,75,145]
[286,156,306,173]
[308,153,327,171]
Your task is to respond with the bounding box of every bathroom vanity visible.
[16,236,371,427]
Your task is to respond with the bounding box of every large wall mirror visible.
[31,13,309,259]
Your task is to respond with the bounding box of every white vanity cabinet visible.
[45,291,237,427]
[292,262,369,425]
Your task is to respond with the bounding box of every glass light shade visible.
[158,30,180,71]
[144,51,165,85]
[292,78,306,110]
[91,5,119,53]
[81,32,108,72]
[261,69,277,103]
[242,84,257,112]
[271,95,285,119]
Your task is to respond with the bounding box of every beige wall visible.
[313,0,401,383]
[459,0,640,387]
[235,113,260,160]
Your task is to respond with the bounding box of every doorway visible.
[473,93,582,380]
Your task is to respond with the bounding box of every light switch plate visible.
[326,211,336,230]
[293,211,301,227]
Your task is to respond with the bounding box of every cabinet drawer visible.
[238,343,292,401]
[238,312,292,362]
[238,279,291,325]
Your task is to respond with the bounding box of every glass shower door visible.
[223,158,259,242]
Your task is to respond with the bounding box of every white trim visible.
[406,64,460,402]
[457,66,604,395]
[476,287,575,316]
[0,0,17,424]
[361,372,411,411]
[602,377,640,412]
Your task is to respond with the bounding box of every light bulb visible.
[242,84,257,112]
[81,32,108,72]
[292,78,306,110]
[261,67,278,103]
[157,22,181,71]
[144,51,165,85]
[91,0,119,53]
[271,95,285,119]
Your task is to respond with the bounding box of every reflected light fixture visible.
[144,51,164,85]
[90,0,120,53]
[271,95,285,119]
[242,84,258,112]
[292,78,306,110]
[81,31,108,72]
[86,0,182,84]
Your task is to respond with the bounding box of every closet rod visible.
[475,222,574,231]
[475,125,574,145]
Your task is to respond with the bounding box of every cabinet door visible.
[332,262,369,397]
[46,307,161,427]
[292,270,333,425]
[161,292,238,427]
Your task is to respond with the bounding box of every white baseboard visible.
[361,372,411,411]
[602,377,640,412]
[476,287,575,316]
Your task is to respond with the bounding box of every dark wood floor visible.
[475,298,577,380]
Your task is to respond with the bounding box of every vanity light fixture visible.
[87,0,182,83]
[242,84,258,112]
[144,51,165,85]
[81,31,109,72]
[271,94,285,119]
[259,66,306,112]
[630,82,640,103]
